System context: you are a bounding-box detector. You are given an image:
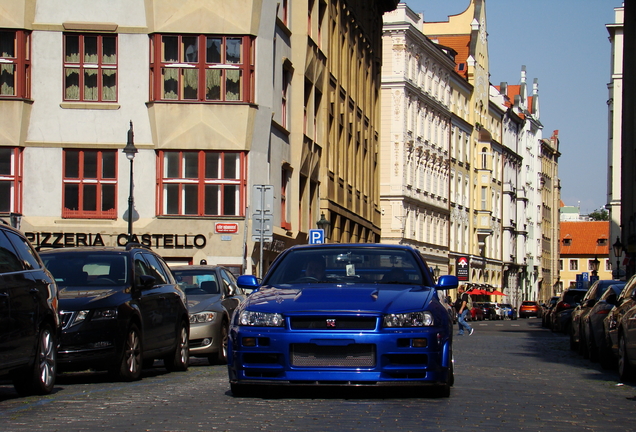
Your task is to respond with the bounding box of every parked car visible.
[41,245,190,381]
[229,243,458,397]
[572,280,624,355]
[519,301,540,318]
[0,222,59,396]
[542,296,559,328]
[480,302,498,320]
[171,265,247,364]
[551,288,588,334]
[469,302,485,321]
[581,283,626,366]
[499,304,517,320]
[604,275,636,381]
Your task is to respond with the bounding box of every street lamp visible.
[316,212,331,241]
[123,121,137,242]
[613,236,623,279]
[433,265,441,282]
[590,255,600,278]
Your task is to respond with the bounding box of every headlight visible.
[383,311,434,327]
[190,312,217,323]
[92,308,118,320]
[239,311,284,327]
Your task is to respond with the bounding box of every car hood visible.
[58,286,129,310]
[187,294,224,313]
[242,284,435,314]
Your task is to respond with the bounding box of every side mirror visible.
[138,274,156,289]
[436,275,459,290]
[237,275,261,293]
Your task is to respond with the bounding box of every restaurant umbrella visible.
[490,289,506,296]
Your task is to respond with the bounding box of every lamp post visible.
[590,255,600,280]
[316,212,331,242]
[123,121,137,243]
[613,236,623,280]
[433,265,440,282]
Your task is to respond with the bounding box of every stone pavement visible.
[1,319,635,431]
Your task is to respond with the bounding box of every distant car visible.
[171,265,247,364]
[542,296,559,328]
[41,245,190,381]
[0,222,59,396]
[519,301,540,318]
[499,304,517,320]
[604,275,636,381]
[470,302,485,321]
[480,303,498,320]
[551,288,588,334]
[580,283,626,366]
[572,280,624,355]
[229,243,458,397]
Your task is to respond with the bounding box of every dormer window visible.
[563,238,572,246]
[597,238,607,246]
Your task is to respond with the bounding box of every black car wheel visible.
[587,325,598,362]
[211,322,229,365]
[569,325,578,351]
[578,326,588,358]
[13,324,57,396]
[618,333,634,382]
[165,320,189,372]
[599,337,616,370]
[114,324,142,381]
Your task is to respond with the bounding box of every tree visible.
[588,209,609,221]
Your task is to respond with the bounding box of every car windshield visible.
[43,252,128,288]
[264,247,427,286]
[172,269,221,295]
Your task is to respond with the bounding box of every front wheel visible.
[13,324,57,396]
[165,320,189,372]
[214,323,229,365]
[113,324,142,381]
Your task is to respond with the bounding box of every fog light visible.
[202,338,212,346]
[242,337,257,347]
[412,338,427,348]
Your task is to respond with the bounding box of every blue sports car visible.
[228,243,458,397]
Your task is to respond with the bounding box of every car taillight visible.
[555,301,570,312]
[595,309,610,315]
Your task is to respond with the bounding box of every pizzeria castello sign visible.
[25,232,207,249]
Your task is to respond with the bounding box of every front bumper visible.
[188,318,223,356]
[228,325,451,386]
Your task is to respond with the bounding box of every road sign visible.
[309,229,325,244]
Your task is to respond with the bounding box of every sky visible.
[403,0,621,215]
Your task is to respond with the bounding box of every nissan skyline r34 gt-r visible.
[228,243,458,397]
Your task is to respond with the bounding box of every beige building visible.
[539,130,561,299]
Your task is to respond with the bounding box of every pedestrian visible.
[455,284,474,336]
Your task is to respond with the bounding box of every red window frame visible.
[149,34,254,103]
[281,167,291,230]
[0,147,23,214]
[157,150,247,217]
[63,33,118,102]
[62,149,117,219]
[0,29,31,99]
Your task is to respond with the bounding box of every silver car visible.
[171,265,246,364]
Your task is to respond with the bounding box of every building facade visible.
[559,221,612,288]
[0,0,396,276]
[379,3,454,274]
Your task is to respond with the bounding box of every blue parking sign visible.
[309,229,325,244]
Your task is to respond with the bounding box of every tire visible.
[618,333,634,382]
[587,326,598,363]
[578,326,588,358]
[13,324,57,396]
[212,323,229,365]
[569,325,578,351]
[113,324,143,381]
[231,383,253,397]
[599,337,616,370]
[165,320,189,372]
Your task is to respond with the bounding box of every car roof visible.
[40,246,148,255]
[171,265,223,271]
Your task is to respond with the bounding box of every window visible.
[150,34,254,102]
[282,67,291,128]
[0,29,30,98]
[63,34,117,101]
[281,167,291,230]
[559,259,563,271]
[63,149,117,218]
[0,229,23,273]
[569,259,578,271]
[158,151,246,216]
[0,147,22,213]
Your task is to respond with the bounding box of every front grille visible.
[290,316,377,330]
[290,343,375,367]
